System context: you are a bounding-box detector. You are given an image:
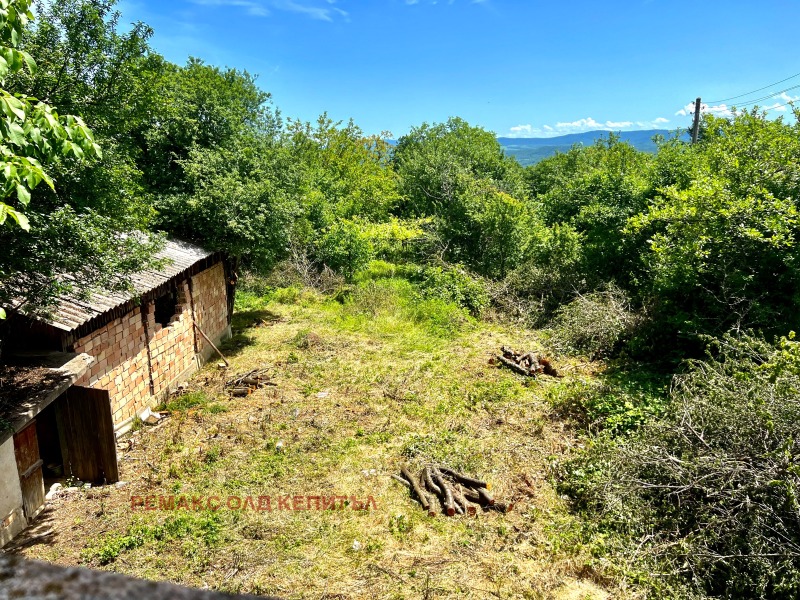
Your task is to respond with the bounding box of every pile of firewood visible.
[393,464,512,516]
[491,346,559,377]
[225,368,276,397]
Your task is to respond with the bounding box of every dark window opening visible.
[153,289,178,327]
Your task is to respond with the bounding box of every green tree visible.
[629,109,800,336]
[156,132,298,272]
[393,117,529,275]
[316,219,374,281]
[143,58,274,195]
[524,134,653,288]
[0,0,161,325]
[0,0,102,232]
[286,114,400,233]
[393,116,526,217]
[151,59,295,272]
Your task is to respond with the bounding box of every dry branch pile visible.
[394,464,512,516]
[491,346,559,377]
[225,368,276,397]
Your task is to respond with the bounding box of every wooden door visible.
[13,422,45,520]
[56,387,119,484]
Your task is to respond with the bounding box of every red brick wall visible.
[146,280,196,397]
[191,262,230,360]
[72,310,151,425]
[71,261,230,428]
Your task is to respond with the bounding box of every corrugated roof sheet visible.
[44,239,214,332]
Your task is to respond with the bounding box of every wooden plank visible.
[56,387,119,484]
[13,423,38,473]
[19,464,45,519]
[13,422,45,519]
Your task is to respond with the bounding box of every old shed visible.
[8,239,233,431]
[1,239,232,547]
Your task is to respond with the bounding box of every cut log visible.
[400,465,429,511]
[496,355,533,377]
[477,487,495,506]
[439,467,487,489]
[463,488,482,504]
[230,388,250,397]
[461,487,495,507]
[391,474,411,488]
[453,484,470,513]
[425,491,440,517]
[431,468,455,516]
[423,466,441,495]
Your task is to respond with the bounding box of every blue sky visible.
[117,0,799,138]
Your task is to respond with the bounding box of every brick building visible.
[10,239,233,431]
[1,240,232,547]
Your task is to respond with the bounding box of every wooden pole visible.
[193,322,229,367]
[691,97,702,144]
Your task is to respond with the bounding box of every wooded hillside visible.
[2,1,800,597]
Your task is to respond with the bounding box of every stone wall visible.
[71,261,230,428]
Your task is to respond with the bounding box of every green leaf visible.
[6,121,25,146]
[0,307,6,320]
[0,202,29,231]
[20,49,34,74]
[15,182,29,205]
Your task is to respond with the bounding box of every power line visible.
[707,84,800,108]
[707,70,800,104]
[732,84,800,108]
[764,100,797,112]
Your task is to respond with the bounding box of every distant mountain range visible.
[498,129,690,166]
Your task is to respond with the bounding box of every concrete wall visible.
[0,439,25,548]
[71,261,231,429]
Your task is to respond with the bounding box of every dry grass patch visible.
[18,282,620,599]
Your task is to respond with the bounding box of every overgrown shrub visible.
[561,333,800,597]
[547,285,641,359]
[316,219,375,281]
[399,263,489,316]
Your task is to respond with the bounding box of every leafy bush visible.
[547,368,668,435]
[561,333,800,597]
[547,285,641,359]
[399,263,489,316]
[316,219,374,281]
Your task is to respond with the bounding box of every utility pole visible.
[691,97,702,144]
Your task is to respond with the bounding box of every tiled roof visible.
[45,239,214,332]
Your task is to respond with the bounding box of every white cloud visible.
[765,91,800,111]
[555,117,602,130]
[191,0,270,16]
[505,116,673,138]
[676,101,733,118]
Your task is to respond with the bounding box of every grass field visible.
[18,279,621,599]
